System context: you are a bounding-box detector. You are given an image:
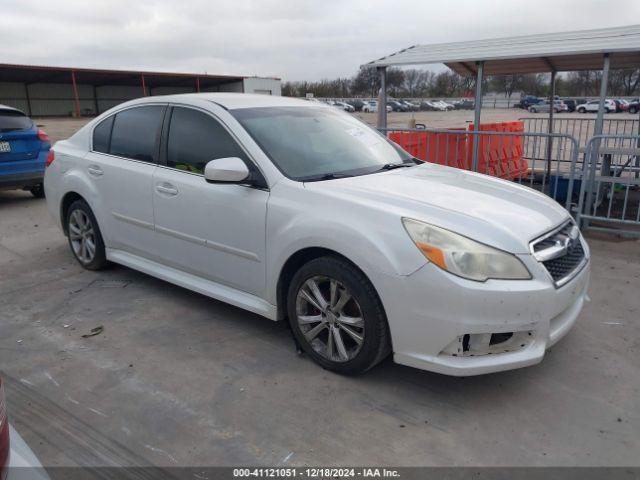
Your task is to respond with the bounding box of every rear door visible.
[0,108,43,180]
[83,104,166,257]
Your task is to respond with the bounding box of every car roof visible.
[0,104,24,114]
[128,93,324,111]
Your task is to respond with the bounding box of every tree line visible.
[281,66,640,99]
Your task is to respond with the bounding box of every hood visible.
[305,163,570,253]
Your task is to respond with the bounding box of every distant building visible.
[0,64,281,117]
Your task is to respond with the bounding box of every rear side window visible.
[92,116,114,153]
[0,109,33,132]
[166,107,247,174]
[109,106,164,163]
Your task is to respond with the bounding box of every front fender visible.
[265,182,427,305]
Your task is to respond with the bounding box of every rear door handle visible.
[87,165,103,177]
[156,183,178,196]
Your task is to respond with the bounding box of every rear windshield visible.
[0,109,33,132]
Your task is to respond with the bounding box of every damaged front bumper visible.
[371,252,590,376]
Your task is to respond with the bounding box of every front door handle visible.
[87,165,103,177]
[156,183,179,196]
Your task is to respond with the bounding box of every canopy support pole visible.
[594,53,610,137]
[545,69,557,193]
[585,53,611,221]
[24,83,32,117]
[471,61,484,172]
[377,66,387,131]
[141,74,147,96]
[70,70,81,118]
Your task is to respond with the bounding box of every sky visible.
[1,0,638,81]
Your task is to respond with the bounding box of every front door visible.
[152,106,268,296]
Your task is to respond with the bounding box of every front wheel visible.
[66,199,108,270]
[578,107,586,113]
[287,256,390,375]
[630,107,638,114]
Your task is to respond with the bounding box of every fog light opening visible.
[489,332,513,346]
[441,330,535,357]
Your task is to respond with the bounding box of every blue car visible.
[0,105,51,198]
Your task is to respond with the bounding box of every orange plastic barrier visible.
[391,121,527,180]
[467,121,527,179]
[424,129,469,169]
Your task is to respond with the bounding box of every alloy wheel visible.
[295,275,365,362]
[68,209,97,264]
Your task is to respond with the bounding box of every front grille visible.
[542,240,585,282]
[531,221,587,287]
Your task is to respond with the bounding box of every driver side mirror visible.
[204,157,250,183]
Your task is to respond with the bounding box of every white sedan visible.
[44,94,590,376]
[362,101,392,113]
[576,99,616,113]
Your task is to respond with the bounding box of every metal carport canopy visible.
[366,24,640,74]
[367,24,640,173]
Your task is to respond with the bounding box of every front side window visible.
[109,106,164,163]
[232,106,413,181]
[166,107,247,175]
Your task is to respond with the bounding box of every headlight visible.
[402,218,531,282]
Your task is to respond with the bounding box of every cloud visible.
[0,0,637,81]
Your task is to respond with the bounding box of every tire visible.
[29,184,45,198]
[578,107,586,113]
[630,107,638,114]
[529,107,537,113]
[287,256,391,375]
[66,199,108,270]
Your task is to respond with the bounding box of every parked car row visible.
[310,98,475,113]
[519,95,639,114]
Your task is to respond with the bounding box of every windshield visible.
[0,109,33,132]
[231,106,413,181]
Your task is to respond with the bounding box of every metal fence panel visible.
[519,117,640,150]
[577,134,640,236]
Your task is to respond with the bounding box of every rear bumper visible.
[0,150,46,189]
[0,172,43,189]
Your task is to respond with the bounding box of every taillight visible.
[37,129,50,143]
[46,149,55,167]
[0,377,9,476]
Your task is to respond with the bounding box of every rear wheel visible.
[287,256,390,375]
[29,184,45,198]
[630,106,638,114]
[66,199,107,270]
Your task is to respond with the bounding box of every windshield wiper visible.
[377,162,416,171]
[303,172,354,182]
